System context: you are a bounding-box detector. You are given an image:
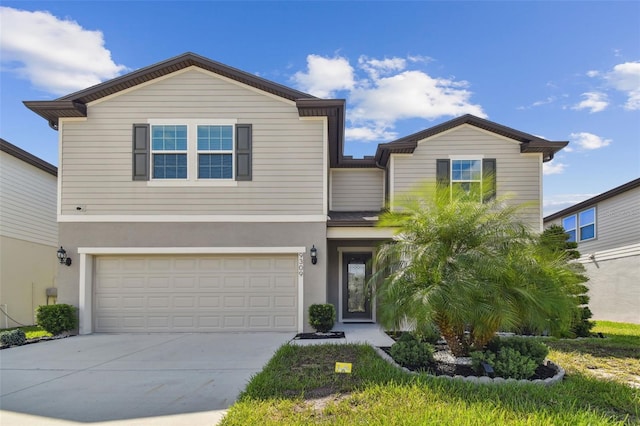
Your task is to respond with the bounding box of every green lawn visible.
[221,321,640,425]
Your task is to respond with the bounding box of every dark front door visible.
[342,252,373,321]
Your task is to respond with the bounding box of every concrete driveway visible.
[0,333,292,425]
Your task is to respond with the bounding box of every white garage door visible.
[94,254,298,332]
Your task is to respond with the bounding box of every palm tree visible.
[372,182,578,356]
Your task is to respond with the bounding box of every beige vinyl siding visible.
[392,125,542,229]
[331,169,384,211]
[546,186,640,253]
[0,152,57,246]
[59,68,324,216]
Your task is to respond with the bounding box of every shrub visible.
[493,347,538,379]
[36,304,78,335]
[397,331,418,343]
[471,350,496,373]
[413,322,441,344]
[572,306,595,337]
[308,304,335,333]
[475,336,548,379]
[390,339,434,368]
[486,337,549,365]
[0,329,26,346]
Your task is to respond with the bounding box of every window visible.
[562,207,596,242]
[562,215,577,242]
[133,121,251,183]
[197,125,233,179]
[152,125,187,179]
[451,159,482,201]
[436,158,496,202]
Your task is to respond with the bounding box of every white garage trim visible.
[78,247,306,335]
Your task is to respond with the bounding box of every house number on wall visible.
[298,253,304,276]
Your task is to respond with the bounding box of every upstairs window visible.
[197,125,233,179]
[451,159,482,201]
[133,120,251,184]
[437,158,496,202]
[562,207,596,242]
[151,125,188,179]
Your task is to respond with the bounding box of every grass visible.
[0,325,52,340]
[221,321,640,425]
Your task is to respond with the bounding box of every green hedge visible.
[36,304,78,335]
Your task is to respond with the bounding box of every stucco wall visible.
[58,222,327,332]
[0,236,58,327]
[582,255,640,324]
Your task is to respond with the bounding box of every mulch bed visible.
[379,347,557,380]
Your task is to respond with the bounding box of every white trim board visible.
[327,227,396,239]
[60,214,327,223]
[78,246,307,255]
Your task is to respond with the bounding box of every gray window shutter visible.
[436,159,450,186]
[482,158,497,202]
[235,124,252,181]
[132,124,150,181]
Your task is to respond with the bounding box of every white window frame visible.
[150,124,188,180]
[196,125,234,180]
[449,155,484,202]
[148,119,238,187]
[562,206,596,243]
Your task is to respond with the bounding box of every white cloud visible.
[345,126,397,142]
[572,92,609,113]
[586,70,600,78]
[569,132,612,150]
[0,7,127,95]
[292,55,355,98]
[543,161,567,175]
[358,55,406,80]
[606,61,640,110]
[293,54,485,142]
[543,193,597,216]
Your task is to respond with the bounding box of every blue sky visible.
[1,1,639,215]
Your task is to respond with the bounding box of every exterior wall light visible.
[310,245,318,265]
[57,246,72,266]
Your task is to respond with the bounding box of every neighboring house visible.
[544,178,640,324]
[24,53,566,334]
[0,138,58,328]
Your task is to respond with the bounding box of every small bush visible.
[413,322,441,344]
[493,347,538,379]
[397,331,418,343]
[471,350,496,374]
[36,304,78,335]
[390,339,434,368]
[486,336,549,365]
[0,329,26,346]
[475,336,549,379]
[308,304,335,333]
[572,306,595,337]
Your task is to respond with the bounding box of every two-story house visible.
[0,139,58,327]
[25,53,566,334]
[544,178,640,324]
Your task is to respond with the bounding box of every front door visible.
[342,252,373,321]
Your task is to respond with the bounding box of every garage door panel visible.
[148,296,170,308]
[149,276,171,288]
[198,276,221,288]
[94,254,298,332]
